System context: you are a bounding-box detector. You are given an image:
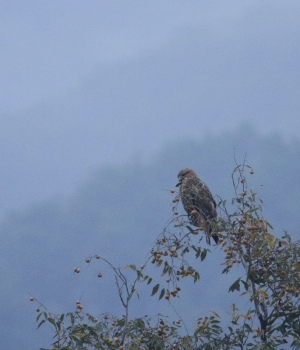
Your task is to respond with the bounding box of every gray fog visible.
[1,2,300,349]
[1,1,300,216]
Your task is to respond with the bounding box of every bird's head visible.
[176,168,196,187]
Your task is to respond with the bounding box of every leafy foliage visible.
[31,162,300,349]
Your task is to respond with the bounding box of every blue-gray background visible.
[1,1,300,349]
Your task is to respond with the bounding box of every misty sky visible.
[2,3,300,349]
[1,1,300,215]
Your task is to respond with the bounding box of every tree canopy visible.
[31,162,300,349]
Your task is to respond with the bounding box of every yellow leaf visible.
[260,221,266,229]
[210,310,221,318]
[266,233,275,244]
[74,332,84,337]
[279,240,289,247]
[259,290,268,298]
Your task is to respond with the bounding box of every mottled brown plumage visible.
[176,168,218,244]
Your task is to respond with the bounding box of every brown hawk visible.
[176,168,218,244]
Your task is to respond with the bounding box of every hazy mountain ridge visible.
[1,129,300,348]
[1,17,300,217]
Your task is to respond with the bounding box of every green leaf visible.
[37,319,45,329]
[163,265,171,274]
[194,271,200,283]
[265,220,274,230]
[147,277,152,285]
[222,266,230,274]
[248,206,261,213]
[244,323,253,332]
[191,245,198,253]
[151,284,160,296]
[156,259,163,267]
[117,318,126,327]
[218,199,226,208]
[186,226,195,234]
[200,249,207,261]
[229,278,241,292]
[181,247,189,256]
[47,317,55,325]
[159,288,165,300]
[241,280,249,291]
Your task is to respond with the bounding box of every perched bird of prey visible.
[176,168,218,244]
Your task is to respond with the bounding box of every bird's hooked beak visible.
[176,175,183,187]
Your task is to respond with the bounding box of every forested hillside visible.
[1,128,300,349]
